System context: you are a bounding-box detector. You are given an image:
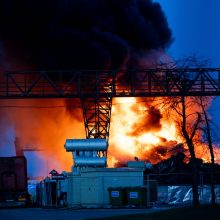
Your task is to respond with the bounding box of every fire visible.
[108,96,220,167]
[1,96,220,175]
[108,97,181,167]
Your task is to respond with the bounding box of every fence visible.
[144,172,220,206]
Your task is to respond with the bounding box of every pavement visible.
[0,206,169,220]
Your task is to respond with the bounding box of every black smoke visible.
[0,0,172,71]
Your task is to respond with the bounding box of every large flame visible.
[1,96,220,176]
[108,97,181,167]
[108,97,220,167]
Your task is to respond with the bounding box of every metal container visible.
[74,157,107,167]
[126,187,147,207]
[65,139,108,151]
[0,156,27,192]
[0,156,29,207]
[108,187,127,207]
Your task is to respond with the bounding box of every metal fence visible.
[144,172,220,206]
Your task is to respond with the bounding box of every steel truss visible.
[1,68,220,139]
[80,71,113,140]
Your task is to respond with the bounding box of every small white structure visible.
[38,176,68,207]
[64,138,145,207]
[67,167,144,207]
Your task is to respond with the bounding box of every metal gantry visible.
[80,71,113,140]
[1,68,220,140]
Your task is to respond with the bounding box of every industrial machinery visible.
[63,138,146,207]
[65,138,108,167]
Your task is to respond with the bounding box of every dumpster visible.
[126,187,147,207]
[108,187,127,206]
[147,180,157,202]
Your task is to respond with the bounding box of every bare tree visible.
[197,96,216,205]
[166,95,202,207]
[164,56,212,207]
[155,56,215,206]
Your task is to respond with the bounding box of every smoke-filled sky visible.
[1,0,220,175]
[0,0,173,176]
[0,0,172,71]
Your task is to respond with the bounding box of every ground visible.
[0,207,168,220]
[1,205,220,220]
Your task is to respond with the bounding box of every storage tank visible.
[65,139,108,151]
[64,138,108,167]
[74,157,106,167]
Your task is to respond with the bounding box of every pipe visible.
[65,139,108,151]
[74,156,107,167]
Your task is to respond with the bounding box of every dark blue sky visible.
[156,0,220,66]
[156,0,220,138]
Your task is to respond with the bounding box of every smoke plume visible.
[0,0,173,173]
[0,0,172,70]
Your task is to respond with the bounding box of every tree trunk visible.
[181,96,199,207]
[186,139,199,207]
[191,157,200,207]
[200,98,216,205]
[210,150,216,205]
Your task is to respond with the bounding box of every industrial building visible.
[36,137,220,207]
[37,138,154,208]
[2,69,220,207]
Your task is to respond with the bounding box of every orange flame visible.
[0,99,84,173]
[1,95,220,175]
[108,97,220,167]
[108,97,181,167]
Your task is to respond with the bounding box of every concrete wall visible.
[67,167,144,207]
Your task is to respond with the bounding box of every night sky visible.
[156,0,220,133]
[156,0,220,66]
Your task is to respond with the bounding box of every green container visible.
[126,187,147,207]
[108,187,127,206]
[148,180,158,202]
